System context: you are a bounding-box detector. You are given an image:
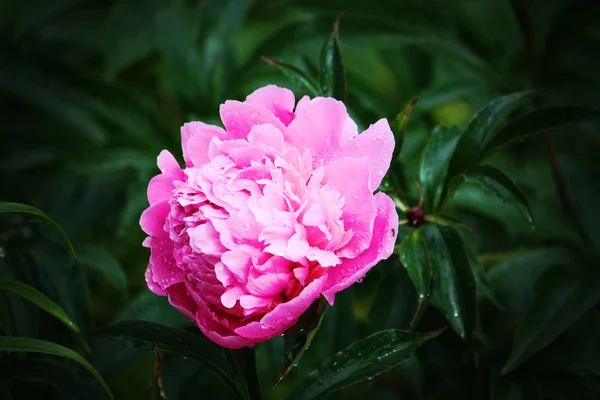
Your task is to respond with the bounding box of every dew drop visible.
[453,312,459,318]
[0,247,6,258]
[261,324,268,330]
[235,289,240,295]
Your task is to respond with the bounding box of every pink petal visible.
[191,292,254,349]
[220,100,288,140]
[221,250,252,282]
[145,263,166,295]
[302,204,326,226]
[146,237,186,293]
[332,119,395,191]
[324,157,376,258]
[246,271,291,297]
[166,283,196,320]
[182,122,227,167]
[221,287,243,308]
[139,201,169,239]
[306,247,341,267]
[247,123,285,150]
[286,232,309,262]
[147,174,176,206]
[188,222,226,256]
[245,85,296,126]
[215,262,235,287]
[288,97,358,164]
[322,192,398,304]
[239,295,272,310]
[157,150,180,174]
[234,275,327,340]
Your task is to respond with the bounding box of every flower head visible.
[140,85,398,348]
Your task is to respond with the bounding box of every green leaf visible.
[90,320,247,400]
[275,298,327,386]
[113,290,189,327]
[0,279,79,333]
[448,165,533,226]
[419,125,461,210]
[78,246,127,296]
[444,91,530,185]
[0,202,77,261]
[390,97,419,163]
[482,106,600,158]
[421,225,477,342]
[286,328,443,400]
[0,336,114,400]
[502,265,600,374]
[399,229,432,316]
[424,213,471,231]
[319,14,346,101]
[261,57,320,97]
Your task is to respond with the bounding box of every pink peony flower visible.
[140,85,398,348]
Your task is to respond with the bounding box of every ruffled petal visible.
[245,85,296,126]
[322,193,398,304]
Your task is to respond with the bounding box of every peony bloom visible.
[140,85,398,348]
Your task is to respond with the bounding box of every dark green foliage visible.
[1,0,600,399]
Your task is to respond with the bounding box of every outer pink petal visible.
[324,157,376,258]
[157,150,180,174]
[288,97,358,163]
[333,118,395,191]
[322,192,398,304]
[146,237,186,293]
[140,201,170,239]
[166,283,196,320]
[245,85,296,126]
[147,174,176,206]
[234,275,327,340]
[219,101,288,140]
[182,122,227,167]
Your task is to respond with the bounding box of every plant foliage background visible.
[1,0,600,399]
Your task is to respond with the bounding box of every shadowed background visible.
[1,0,600,399]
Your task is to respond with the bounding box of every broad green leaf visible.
[0,278,79,333]
[399,229,432,316]
[261,57,320,97]
[275,297,327,386]
[0,336,114,400]
[390,97,419,163]
[90,320,247,400]
[425,213,471,231]
[419,125,461,210]
[482,106,600,158]
[368,257,417,333]
[78,246,127,295]
[319,15,346,101]
[421,225,476,342]
[444,91,530,185]
[0,202,77,261]
[502,265,600,374]
[447,165,533,226]
[113,290,189,327]
[286,328,443,400]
